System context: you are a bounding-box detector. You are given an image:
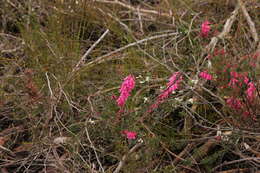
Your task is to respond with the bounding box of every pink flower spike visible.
[117,75,135,107]
[200,20,211,37]
[199,71,212,80]
[149,72,182,112]
[168,72,181,87]
[246,82,255,102]
[226,97,242,110]
[243,76,249,85]
[122,130,137,140]
[242,111,250,119]
[158,72,182,100]
[228,78,238,88]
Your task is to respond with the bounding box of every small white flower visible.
[222,135,229,141]
[188,98,194,104]
[136,75,142,79]
[216,126,221,136]
[88,118,96,124]
[145,76,150,82]
[138,138,144,143]
[207,60,212,69]
[175,97,183,102]
[243,142,250,150]
[178,90,184,94]
[191,79,198,85]
[54,137,70,144]
[160,86,165,91]
[143,97,148,103]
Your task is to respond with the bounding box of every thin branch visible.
[205,3,240,53]
[82,32,178,69]
[85,126,105,173]
[172,142,196,166]
[113,141,143,173]
[238,0,258,44]
[94,0,173,18]
[74,29,109,71]
[213,157,260,171]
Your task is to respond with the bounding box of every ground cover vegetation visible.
[0,0,260,172]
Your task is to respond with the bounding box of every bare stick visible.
[113,141,143,173]
[45,72,54,98]
[256,42,260,71]
[205,4,240,53]
[238,0,258,44]
[94,0,173,18]
[85,126,105,173]
[82,32,178,69]
[172,143,195,165]
[74,29,109,71]
[137,6,144,34]
[213,157,260,171]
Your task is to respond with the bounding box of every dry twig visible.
[94,0,173,18]
[113,141,143,173]
[204,3,240,53]
[238,0,258,44]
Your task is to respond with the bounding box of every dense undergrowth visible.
[0,0,260,172]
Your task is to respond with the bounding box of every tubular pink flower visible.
[122,130,137,140]
[226,97,242,110]
[228,78,239,88]
[117,75,135,107]
[199,71,212,80]
[242,111,250,119]
[246,82,255,102]
[243,76,249,85]
[230,71,239,78]
[200,20,211,37]
[159,72,182,100]
[149,72,182,112]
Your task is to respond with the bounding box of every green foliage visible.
[200,149,226,171]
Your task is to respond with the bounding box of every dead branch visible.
[113,141,143,173]
[205,3,240,53]
[172,142,196,165]
[213,157,260,172]
[74,29,110,72]
[217,168,254,173]
[190,139,218,162]
[85,126,105,173]
[82,32,178,69]
[238,0,258,44]
[94,0,173,18]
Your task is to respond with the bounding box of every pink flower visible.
[122,130,137,140]
[228,78,239,88]
[200,20,211,37]
[246,82,255,102]
[117,75,135,107]
[215,135,222,141]
[243,76,249,85]
[199,71,212,80]
[242,111,250,119]
[226,97,242,110]
[213,48,225,56]
[111,95,117,100]
[159,72,182,100]
[149,72,182,112]
[231,71,239,78]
